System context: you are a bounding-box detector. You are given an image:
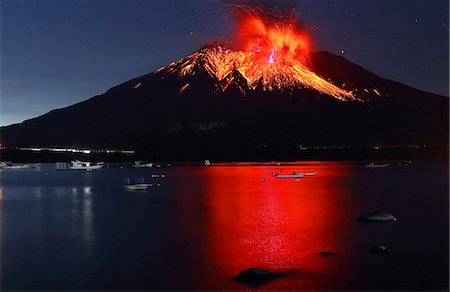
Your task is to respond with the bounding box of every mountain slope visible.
[1,43,448,159]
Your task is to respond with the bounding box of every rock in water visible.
[369,245,391,253]
[319,251,336,256]
[233,268,284,286]
[358,211,397,222]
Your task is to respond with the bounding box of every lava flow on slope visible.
[157,6,357,101]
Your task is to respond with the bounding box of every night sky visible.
[1,0,448,126]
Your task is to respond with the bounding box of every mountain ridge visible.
[1,42,448,160]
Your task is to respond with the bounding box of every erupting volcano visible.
[160,42,356,101]
[1,6,447,159]
[159,6,356,101]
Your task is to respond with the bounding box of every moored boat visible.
[151,174,166,178]
[133,161,153,168]
[294,171,317,176]
[0,163,33,170]
[365,163,390,168]
[124,183,153,191]
[69,160,104,171]
[273,173,304,178]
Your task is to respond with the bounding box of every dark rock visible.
[319,251,336,256]
[233,268,284,286]
[369,245,391,253]
[358,211,397,222]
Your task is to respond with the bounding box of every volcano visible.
[1,42,448,160]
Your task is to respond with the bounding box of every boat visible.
[294,172,317,176]
[69,160,104,171]
[0,162,33,170]
[151,174,166,178]
[365,162,390,168]
[124,183,153,191]
[132,161,153,168]
[273,173,304,178]
[204,160,211,166]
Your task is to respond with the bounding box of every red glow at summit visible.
[231,5,311,65]
[166,5,354,100]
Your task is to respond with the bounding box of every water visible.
[1,162,448,291]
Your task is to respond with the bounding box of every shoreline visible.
[0,146,448,163]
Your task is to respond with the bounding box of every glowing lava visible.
[233,6,311,66]
[157,6,357,101]
[269,47,275,64]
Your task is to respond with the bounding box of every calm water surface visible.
[0,162,448,291]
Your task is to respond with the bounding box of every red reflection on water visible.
[198,163,353,288]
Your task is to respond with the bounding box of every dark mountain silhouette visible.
[1,43,448,160]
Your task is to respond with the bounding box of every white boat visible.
[0,163,33,170]
[204,160,211,166]
[69,160,104,171]
[132,161,153,168]
[294,172,317,176]
[273,173,304,179]
[124,183,152,191]
[365,163,390,168]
